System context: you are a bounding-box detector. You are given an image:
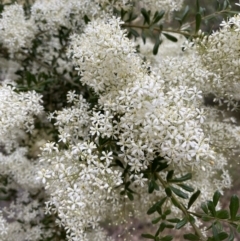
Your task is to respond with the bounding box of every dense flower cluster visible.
[0,0,239,240]
[0,84,43,152]
[0,4,36,54]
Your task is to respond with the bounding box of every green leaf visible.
[156,162,169,172]
[195,13,201,33]
[160,235,173,241]
[152,10,165,24]
[147,197,167,215]
[213,191,221,207]
[166,170,174,181]
[166,218,180,223]
[212,224,219,241]
[201,202,208,214]
[170,186,188,199]
[188,190,201,209]
[216,210,229,219]
[183,233,200,240]
[163,33,178,42]
[168,173,192,183]
[229,195,239,220]
[142,233,155,239]
[148,180,155,194]
[129,28,139,38]
[127,191,134,201]
[207,201,216,217]
[165,187,172,197]
[218,232,228,240]
[153,37,162,55]
[176,5,190,26]
[177,183,194,192]
[141,8,150,25]
[171,197,181,209]
[176,217,188,229]
[152,216,162,224]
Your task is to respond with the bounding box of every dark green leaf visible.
[164,209,171,216]
[142,233,155,239]
[213,191,222,207]
[170,186,188,199]
[195,13,201,33]
[147,197,167,215]
[141,8,150,25]
[160,236,173,241]
[152,216,162,224]
[152,10,165,24]
[201,202,208,214]
[156,162,169,172]
[177,183,194,192]
[218,232,228,240]
[166,218,180,223]
[216,210,229,219]
[165,187,172,197]
[148,180,155,194]
[166,170,174,181]
[171,197,181,209]
[165,224,174,229]
[163,33,178,42]
[196,0,200,12]
[202,214,212,222]
[229,195,239,220]
[129,28,139,38]
[153,37,162,55]
[183,233,200,241]
[176,217,188,229]
[156,222,166,235]
[127,191,134,201]
[207,201,216,217]
[188,190,201,209]
[168,173,192,183]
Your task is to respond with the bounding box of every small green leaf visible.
[141,8,150,25]
[147,197,167,215]
[166,218,180,223]
[148,180,155,194]
[171,197,181,209]
[166,170,174,181]
[218,232,228,240]
[129,28,139,38]
[168,173,192,183]
[170,186,188,199]
[207,201,216,217]
[156,162,169,172]
[183,233,200,240]
[176,217,188,229]
[177,183,194,192]
[201,202,208,214]
[188,190,201,209]
[216,210,229,219]
[213,191,221,207]
[163,33,178,42]
[195,13,201,33]
[152,10,165,24]
[152,216,162,224]
[160,235,173,241]
[142,233,155,239]
[153,37,162,55]
[229,195,239,220]
[165,187,172,197]
[127,191,134,201]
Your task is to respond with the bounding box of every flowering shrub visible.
[0,0,240,240]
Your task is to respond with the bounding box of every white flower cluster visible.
[0,85,43,152]
[140,0,184,14]
[196,14,240,109]
[49,91,91,144]
[0,4,36,54]
[39,141,122,240]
